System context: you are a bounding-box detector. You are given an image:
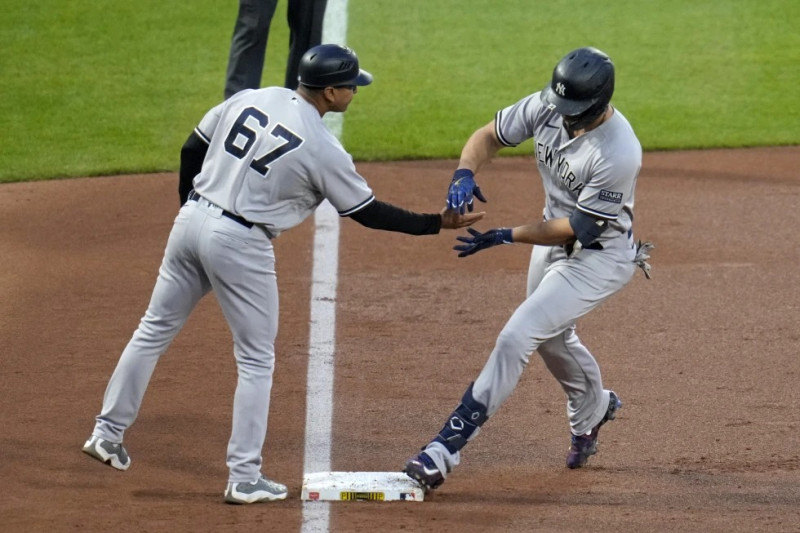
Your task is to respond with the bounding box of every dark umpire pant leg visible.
[284,0,328,89]
[225,0,279,98]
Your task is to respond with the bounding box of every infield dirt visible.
[1,147,798,532]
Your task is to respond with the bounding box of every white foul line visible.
[302,201,338,532]
[302,1,348,532]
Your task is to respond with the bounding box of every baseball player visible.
[82,43,483,504]
[403,47,653,492]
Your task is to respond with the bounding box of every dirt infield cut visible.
[1,146,798,532]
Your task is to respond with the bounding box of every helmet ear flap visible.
[563,100,608,131]
[562,71,614,130]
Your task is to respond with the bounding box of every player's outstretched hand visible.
[453,227,513,257]
[447,169,488,214]
[440,207,485,229]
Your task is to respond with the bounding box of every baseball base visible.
[301,471,425,502]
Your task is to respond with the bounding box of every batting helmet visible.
[297,44,373,88]
[540,47,614,126]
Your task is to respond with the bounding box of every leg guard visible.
[433,383,489,454]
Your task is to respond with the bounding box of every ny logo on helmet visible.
[555,82,566,96]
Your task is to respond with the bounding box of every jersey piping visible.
[576,202,619,220]
[338,194,375,216]
[494,110,517,147]
[194,127,211,144]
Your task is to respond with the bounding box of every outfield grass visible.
[1,0,797,182]
[347,0,800,158]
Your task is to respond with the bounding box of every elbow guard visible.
[569,209,608,248]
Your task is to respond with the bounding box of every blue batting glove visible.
[447,169,488,214]
[453,227,513,257]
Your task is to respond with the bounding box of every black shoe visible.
[566,391,622,469]
[403,451,444,492]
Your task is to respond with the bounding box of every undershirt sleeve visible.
[348,199,442,235]
[178,131,209,205]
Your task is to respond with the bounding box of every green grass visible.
[345,0,800,157]
[1,0,798,182]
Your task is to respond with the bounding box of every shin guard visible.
[433,383,489,454]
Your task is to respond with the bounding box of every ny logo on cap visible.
[555,82,566,96]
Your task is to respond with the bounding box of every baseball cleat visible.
[82,435,131,471]
[403,451,444,493]
[566,391,622,469]
[224,475,288,504]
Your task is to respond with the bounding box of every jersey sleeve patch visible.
[598,189,623,204]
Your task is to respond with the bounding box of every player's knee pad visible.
[433,382,489,454]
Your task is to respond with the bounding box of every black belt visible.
[564,241,602,255]
[188,191,253,229]
[563,229,634,254]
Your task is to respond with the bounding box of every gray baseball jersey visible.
[193,87,374,237]
[495,91,641,248]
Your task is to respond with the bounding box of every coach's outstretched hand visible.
[453,227,513,257]
[447,169,487,214]
[440,207,485,229]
